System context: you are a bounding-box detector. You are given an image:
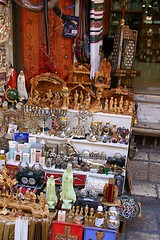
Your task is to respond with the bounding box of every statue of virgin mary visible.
[17,70,28,101]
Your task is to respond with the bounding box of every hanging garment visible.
[90,0,105,79]
[74,0,90,63]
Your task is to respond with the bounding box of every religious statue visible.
[6,62,17,89]
[46,175,57,209]
[73,90,79,109]
[61,84,70,110]
[84,92,91,109]
[101,178,120,205]
[90,97,102,113]
[17,70,28,101]
[60,163,76,209]
[46,89,53,101]
[95,58,111,87]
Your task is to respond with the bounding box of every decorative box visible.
[13,132,29,143]
[51,221,83,240]
[84,226,117,240]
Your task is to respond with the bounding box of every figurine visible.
[24,190,31,201]
[84,92,91,109]
[90,97,102,113]
[79,91,84,105]
[6,62,17,89]
[43,204,50,218]
[46,89,53,101]
[124,100,129,112]
[114,98,118,113]
[84,204,89,223]
[119,95,124,112]
[104,98,109,112]
[61,84,70,110]
[69,205,75,218]
[38,192,47,206]
[128,101,133,113]
[75,205,80,216]
[109,97,114,111]
[60,163,76,209]
[30,192,36,202]
[89,207,94,222]
[46,175,57,209]
[17,70,28,101]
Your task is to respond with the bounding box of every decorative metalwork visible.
[72,109,92,138]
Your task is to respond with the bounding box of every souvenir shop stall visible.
[0,0,141,239]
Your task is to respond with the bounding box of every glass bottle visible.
[0,150,6,169]
[107,215,120,229]
[95,205,104,228]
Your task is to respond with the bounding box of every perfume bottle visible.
[95,205,104,228]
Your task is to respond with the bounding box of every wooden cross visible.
[55,226,78,240]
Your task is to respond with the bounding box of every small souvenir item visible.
[94,205,104,228]
[60,163,76,209]
[107,215,120,229]
[2,100,8,110]
[14,150,22,162]
[58,210,66,222]
[17,70,28,101]
[46,175,57,209]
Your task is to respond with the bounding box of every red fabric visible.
[39,0,73,80]
[21,0,73,90]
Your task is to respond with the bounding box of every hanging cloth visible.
[74,0,90,63]
[90,0,105,79]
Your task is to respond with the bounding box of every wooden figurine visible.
[84,204,89,223]
[69,205,75,218]
[89,207,94,223]
[61,84,70,110]
[114,98,118,113]
[75,205,80,216]
[104,98,109,112]
[109,97,114,111]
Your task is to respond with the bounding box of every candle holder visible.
[87,121,102,142]
[72,109,92,139]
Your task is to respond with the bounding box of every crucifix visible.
[55,226,78,240]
